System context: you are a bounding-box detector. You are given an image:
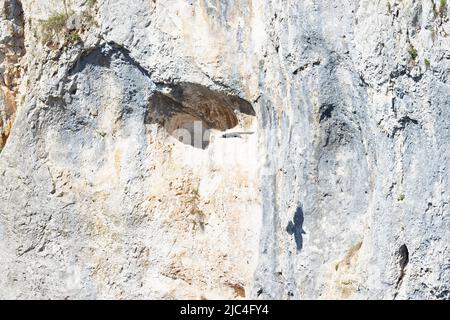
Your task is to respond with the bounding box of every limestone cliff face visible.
[0,0,24,148]
[0,0,449,299]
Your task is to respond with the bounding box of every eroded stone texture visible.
[0,0,449,299]
[0,0,25,148]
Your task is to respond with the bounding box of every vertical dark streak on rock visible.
[253,97,282,299]
[394,244,409,298]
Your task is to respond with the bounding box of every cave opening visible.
[145,82,256,150]
[166,113,211,150]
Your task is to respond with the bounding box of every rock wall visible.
[0,0,448,299]
[0,0,25,148]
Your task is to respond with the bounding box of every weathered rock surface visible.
[0,0,449,299]
[0,0,25,148]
